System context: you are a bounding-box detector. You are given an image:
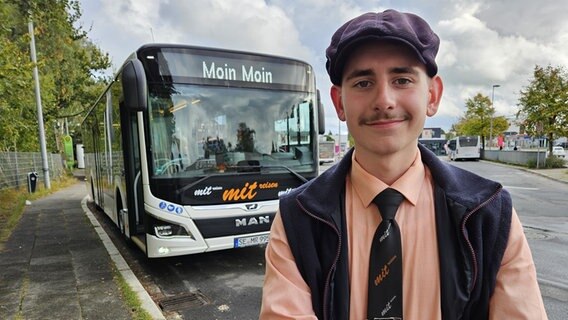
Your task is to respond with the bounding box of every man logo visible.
[245,203,259,211]
[235,216,270,227]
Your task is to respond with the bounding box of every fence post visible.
[50,154,55,178]
[14,152,20,188]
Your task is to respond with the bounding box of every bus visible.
[318,140,335,165]
[82,44,325,258]
[447,136,481,161]
[418,137,447,156]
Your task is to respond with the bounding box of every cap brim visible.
[332,35,427,85]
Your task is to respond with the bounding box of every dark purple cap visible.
[325,9,440,85]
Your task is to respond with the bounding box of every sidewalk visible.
[0,181,163,320]
[475,157,568,185]
[525,167,568,184]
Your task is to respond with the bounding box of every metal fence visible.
[0,152,65,190]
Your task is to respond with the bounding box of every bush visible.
[526,156,566,169]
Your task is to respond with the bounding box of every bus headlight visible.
[150,216,194,239]
[155,225,174,237]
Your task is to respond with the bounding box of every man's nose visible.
[372,82,395,111]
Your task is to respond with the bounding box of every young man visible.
[260,9,547,320]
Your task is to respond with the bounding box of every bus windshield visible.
[139,46,317,180]
[458,136,479,147]
[148,84,315,177]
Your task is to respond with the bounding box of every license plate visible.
[234,234,270,248]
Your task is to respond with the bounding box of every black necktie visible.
[367,188,405,320]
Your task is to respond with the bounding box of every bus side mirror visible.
[317,89,325,134]
[121,59,147,111]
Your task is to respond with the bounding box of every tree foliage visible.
[453,93,508,147]
[0,0,36,151]
[517,65,568,155]
[0,0,110,152]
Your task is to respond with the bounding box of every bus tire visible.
[116,192,126,237]
[118,210,125,235]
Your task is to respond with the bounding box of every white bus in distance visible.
[447,136,481,161]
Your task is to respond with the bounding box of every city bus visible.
[82,44,325,258]
[318,140,336,165]
[447,136,481,161]
[419,137,447,156]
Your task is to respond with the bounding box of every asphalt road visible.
[92,159,568,319]
[447,159,568,319]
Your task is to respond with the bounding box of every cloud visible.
[432,1,568,122]
[78,0,568,134]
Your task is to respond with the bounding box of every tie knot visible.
[373,188,404,220]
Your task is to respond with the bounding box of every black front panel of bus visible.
[193,212,276,238]
[150,174,313,206]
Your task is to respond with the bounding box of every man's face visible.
[331,41,443,161]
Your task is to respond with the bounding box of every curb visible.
[81,196,166,320]
[523,168,568,185]
[478,159,568,185]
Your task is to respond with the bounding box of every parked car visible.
[551,146,566,158]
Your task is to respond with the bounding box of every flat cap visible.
[326,9,440,85]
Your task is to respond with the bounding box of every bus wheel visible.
[90,178,96,202]
[117,207,131,243]
[118,209,125,235]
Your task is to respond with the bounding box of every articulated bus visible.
[82,44,325,258]
[447,136,481,161]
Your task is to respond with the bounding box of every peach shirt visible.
[261,150,547,319]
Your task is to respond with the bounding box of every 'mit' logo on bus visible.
[223,182,258,201]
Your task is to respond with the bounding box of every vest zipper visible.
[460,185,503,293]
[297,199,342,320]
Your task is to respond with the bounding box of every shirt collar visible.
[351,149,425,208]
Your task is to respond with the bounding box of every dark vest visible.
[279,145,512,320]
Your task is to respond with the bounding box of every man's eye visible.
[355,80,372,88]
[394,78,412,85]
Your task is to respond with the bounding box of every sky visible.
[77,0,568,135]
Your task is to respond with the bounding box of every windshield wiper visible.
[175,173,227,195]
[258,165,308,183]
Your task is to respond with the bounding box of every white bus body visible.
[448,136,481,161]
[318,141,335,164]
[82,44,324,258]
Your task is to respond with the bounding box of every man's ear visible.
[331,85,346,121]
[426,75,443,117]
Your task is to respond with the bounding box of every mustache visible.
[359,112,409,125]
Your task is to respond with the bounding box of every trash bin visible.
[27,172,38,193]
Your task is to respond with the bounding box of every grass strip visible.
[112,266,154,320]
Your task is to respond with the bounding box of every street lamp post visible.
[490,84,500,150]
[29,19,51,189]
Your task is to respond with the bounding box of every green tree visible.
[1,0,110,152]
[0,0,36,151]
[453,93,508,148]
[517,65,568,156]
